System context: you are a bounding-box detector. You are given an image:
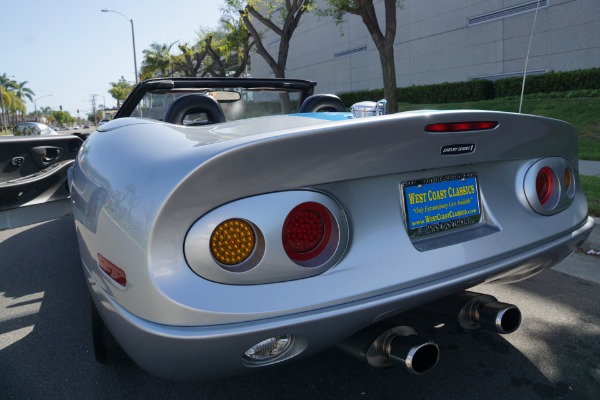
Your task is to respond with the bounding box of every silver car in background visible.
[70,77,594,380]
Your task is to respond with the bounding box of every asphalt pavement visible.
[1,216,599,399]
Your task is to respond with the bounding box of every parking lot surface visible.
[1,216,599,399]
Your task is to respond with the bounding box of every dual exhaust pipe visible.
[337,291,520,375]
[337,325,440,375]
[425,290,522,334]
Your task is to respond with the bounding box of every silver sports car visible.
[66,77,593,380]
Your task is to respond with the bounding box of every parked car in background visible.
[12,122,58,136]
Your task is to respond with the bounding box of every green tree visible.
[140,41,179,79]
[39,106,53,115]
[224,0,313,79]
[224,0,312,112]
[1,74,16,129]
[0,75,28,125]
[173,41,211,77]
[204,18,254,77]
[13,80,35,103]
[0,73,17,93]
[108,77,134,107]
[0,86,11,113]
[51,110,74,126]
[319,0,401,113]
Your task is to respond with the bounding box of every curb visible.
[581,216,600,252]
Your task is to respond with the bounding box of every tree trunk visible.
[378,42,398,113]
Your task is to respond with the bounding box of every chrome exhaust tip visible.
[386,332,440,374]
[476,301,522,334]
[426,291,522,334]
[337,325,439,375]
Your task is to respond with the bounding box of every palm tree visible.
[0,75,32,124]
[0,74,16,130]
[10,81,35,123]
[0,89,25,126]
[0,86,10,131]
[0,73,16,89]
[13,81,35,103]
[8,93,25,123]
[140,41,178,79]
[108,76,133,107]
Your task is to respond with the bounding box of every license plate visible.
[402,172,481,239]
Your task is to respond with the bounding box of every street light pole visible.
[101,9,139,84]
[33,94,52,122]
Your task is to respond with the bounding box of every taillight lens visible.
[282,202,332,263]
[524,158,575,215]
[210,219,256,266]
[536,167,553,205]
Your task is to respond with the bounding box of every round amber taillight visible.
[210,219,256,266]
[563,168,571,190]
[282,202,332,263]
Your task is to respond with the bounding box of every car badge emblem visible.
[441,144,476,155]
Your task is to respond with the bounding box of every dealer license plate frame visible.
[402,172,482,239]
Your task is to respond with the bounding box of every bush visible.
[494,68,600,98]
[337,68,600,105]
[397,80,494,104]
[338,80,494,106]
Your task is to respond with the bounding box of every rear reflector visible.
[98,254,126,286]
[425,121,498,132]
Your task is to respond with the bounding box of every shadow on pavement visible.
[1,217,598,399]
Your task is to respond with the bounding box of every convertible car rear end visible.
[70,78,593,380]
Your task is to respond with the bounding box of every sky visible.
[1,0,222,118]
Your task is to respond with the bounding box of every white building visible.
[250,0,600,95]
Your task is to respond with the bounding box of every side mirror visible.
[12,123,38,136]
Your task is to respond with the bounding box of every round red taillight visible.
[282,202,332,262]
[536,167,553,205]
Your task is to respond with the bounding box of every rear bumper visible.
[85,216,595,380]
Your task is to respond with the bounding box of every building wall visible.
[250,0,600,95]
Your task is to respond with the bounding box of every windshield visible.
[130,88,302,122]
